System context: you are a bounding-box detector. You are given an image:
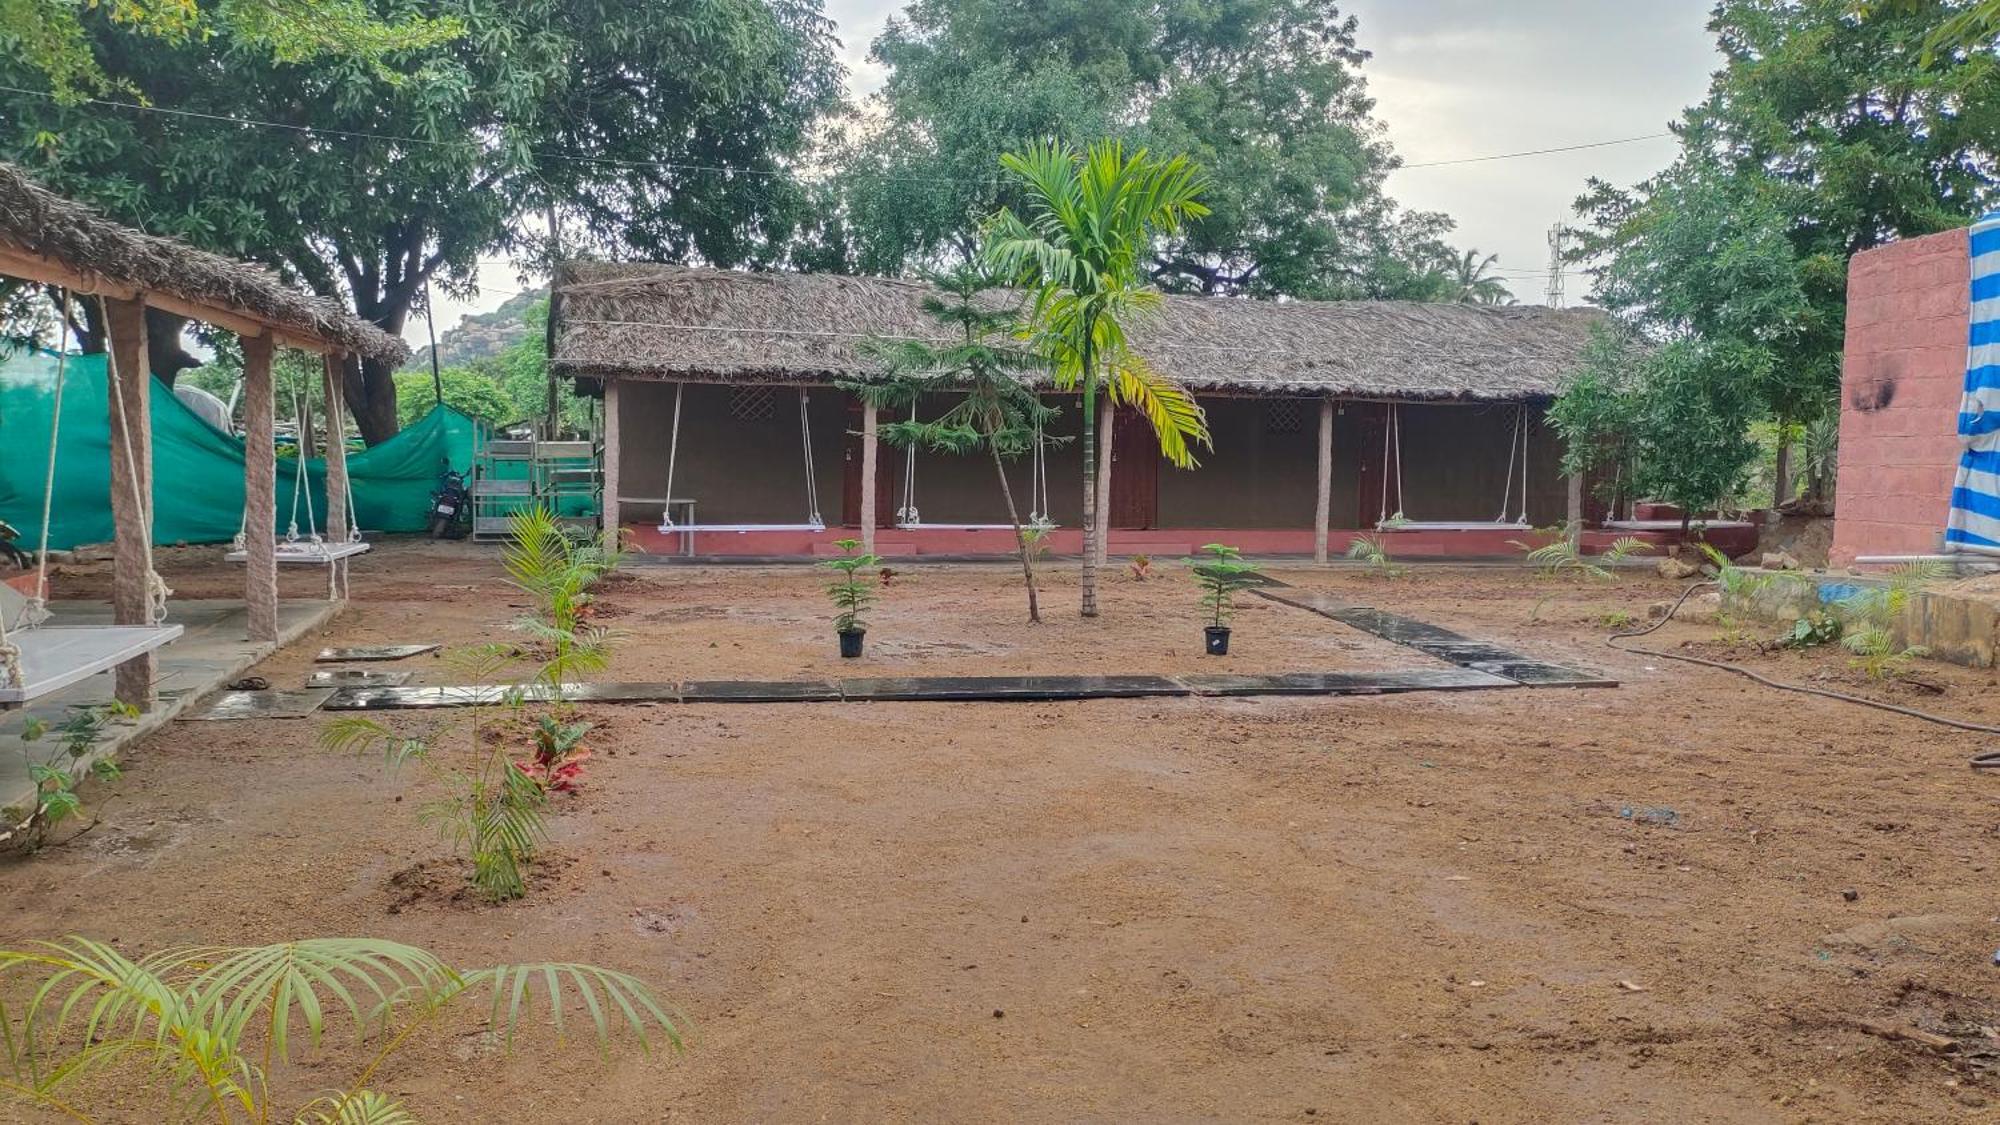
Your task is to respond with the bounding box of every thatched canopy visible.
[551,262,1606,401]
[0,162,406,362]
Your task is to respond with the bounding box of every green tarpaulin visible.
[1,349,479,551]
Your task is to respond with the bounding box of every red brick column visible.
[1829,228,1971,566]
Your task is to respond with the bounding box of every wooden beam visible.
[602,378,622,549]
[1566,472,1585,545]
[242,334,278,641]
[0,244,338,355]
[1315,397,1335,565]
[860,398,879,556]
[102,296,156,709]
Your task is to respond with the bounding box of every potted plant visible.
[821,538,881,657]
[1190,542,1259,656]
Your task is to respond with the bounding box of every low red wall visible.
[621,523,1753,561]
[1830,227,1970,566]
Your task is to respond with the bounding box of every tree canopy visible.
[804,0,1494,302]
[1560,0,2000,510]
[1,0,843,442]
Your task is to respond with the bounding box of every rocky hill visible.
[405,287,547,371]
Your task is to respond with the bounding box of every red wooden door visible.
[1109,408,1159,530]
[842,399,896,528]
[1354,402,1400,526]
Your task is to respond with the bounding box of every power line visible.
[0,81,1675,185]
[1398,133,1673,170]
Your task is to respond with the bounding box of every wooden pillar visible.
[103,297,155,708]
[1566,472,1585,545]
[601,378,621,548]
[860,399,879,556]
[1094,395,1115,566]
[243,334,279,642]
[1314,397,1334,564]
[321,355,350,547]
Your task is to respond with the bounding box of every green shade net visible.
[1,349,480,551]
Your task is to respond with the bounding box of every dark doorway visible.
[1109,407,1159,529]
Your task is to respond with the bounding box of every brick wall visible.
[1829,227,1970,566]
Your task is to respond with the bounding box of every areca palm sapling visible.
[0,935,677,1122]
[856,265,1064,623]
[984,139,1212,618]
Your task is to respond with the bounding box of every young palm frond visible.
[0,937,678,1122]
[1346,535,1401,577]
[1513,534,1650,581]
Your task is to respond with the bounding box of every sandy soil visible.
[5,542,1999,1123]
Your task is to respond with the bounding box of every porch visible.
[602,378,1626,559]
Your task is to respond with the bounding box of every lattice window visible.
[728,386,777,423]
[1264,400,1304,435]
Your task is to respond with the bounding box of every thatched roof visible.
[550,262,1606,401]
[0,162,407,363]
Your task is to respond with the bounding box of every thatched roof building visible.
[551,262,1604,401]
[0,162,405,363]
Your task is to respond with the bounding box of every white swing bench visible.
[890,402,1060,533]
[225,386,371,567]
[1374,402,1536,532]
[654,384,830,540]
[0,609,183,707]
[0,324,182,709]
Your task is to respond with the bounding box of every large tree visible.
[1,0,843,443]
[1565,0,2000,506]
[804,0,1471,300]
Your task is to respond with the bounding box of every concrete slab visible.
[181,688,336,721]
[0,599,343,821]
[837,675,1188,702]
[1180,669,1518,697]
[683,680,838,703]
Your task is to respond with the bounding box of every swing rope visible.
[0,297,71,688]
[1496,404,1526,524]
[27,292,73,625]
[798,388,823,528]
[1378,404,1403,524]
[896,400,919,526]
[1028,415,1053,528]
[98,297,171,627]
[660,382,685,528]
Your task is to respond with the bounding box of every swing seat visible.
[0,624,184,707]
[1380,520,1532,532]
[225,540,372,564]
[657,521,828,535]
[894,521,1014,531]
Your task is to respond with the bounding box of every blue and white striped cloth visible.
[1945,211,2000,553]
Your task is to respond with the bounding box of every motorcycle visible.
[427,468,472,539]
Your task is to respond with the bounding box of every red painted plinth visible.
[623,523,1758,561]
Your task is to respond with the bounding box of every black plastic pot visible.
[838,628,866,658]
[1204,625,1231,656]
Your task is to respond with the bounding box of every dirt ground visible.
[6,541,2000,1123]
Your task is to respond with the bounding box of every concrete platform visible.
[0,599,342,825]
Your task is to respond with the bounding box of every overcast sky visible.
[423,1,1722,343]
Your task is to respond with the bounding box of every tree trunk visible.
[343,353,401,447]
[990,435,1040,624]
[1078,326,1100,619]
[1773,435,1793,510]
[1094,394,1114,570]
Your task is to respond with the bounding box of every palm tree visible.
[984,140,1211,618]
[1450,249,1516,306]
[858,265,1061,622]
